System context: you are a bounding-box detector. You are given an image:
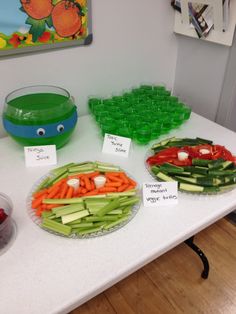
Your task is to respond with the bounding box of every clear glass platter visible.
[145,137,236,195]
[27,162,141,239]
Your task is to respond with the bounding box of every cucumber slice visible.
[156,172,175,182]
[179,183,204,192]
[151,166,160,175]
[184,166,208,175]
[196,137,213,144]
[160,163,184,173]
[208,170,235,176]
[192,159,209,167]
[222,161,234,170]
[175,176,197,184]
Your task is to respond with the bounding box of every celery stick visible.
[52,203,84,213]
[120,196,140,207]
[67,219,81,225]
[82,194,107,200]
[43,198,83,205]
[76,225,104,235]
[71,222,94,229]
[41,211,54,218]
[45,171,68,187]
[34,176,51,192]
[51,163,75,175]
[95,165,120,172]
[62,210,90,224]
[106,191,137,197]
[84,197,109,203]
[55,204,85,218]
[107,209,123,215]
[68,164,95,173]
[96,198,120,216]
[42,218,72,236]
[104,216,129,230]
[122,205,132,214]
[85,215,118,222]
[95,161,117,167]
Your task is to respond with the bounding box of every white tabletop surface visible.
[1,113,236,314]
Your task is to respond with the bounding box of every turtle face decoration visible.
[3,110,77,138]
[3,109,78,149]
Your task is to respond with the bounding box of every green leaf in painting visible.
[45,16,53,29]
[26,17,46,42]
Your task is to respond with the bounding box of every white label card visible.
[102,133,131,158]
[143,181,178,207]
[24,145,57,167]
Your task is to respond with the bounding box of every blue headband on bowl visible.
[3,110,78,138]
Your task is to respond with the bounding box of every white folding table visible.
[0,113,236,314]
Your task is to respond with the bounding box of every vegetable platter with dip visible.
[28,161,141,238]
[146,137,236,194]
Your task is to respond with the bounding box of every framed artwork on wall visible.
[0,0,92,57]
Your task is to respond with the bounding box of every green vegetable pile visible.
[147,137,236,194]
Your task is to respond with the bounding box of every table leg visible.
[184,236,209,279]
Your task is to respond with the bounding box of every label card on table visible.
[143,181,178,207]
[102,133,131,158]
[24,145,57,167]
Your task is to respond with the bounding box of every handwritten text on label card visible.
[24,145,57,167]
[143,181,178,207]
[102,133,131,157]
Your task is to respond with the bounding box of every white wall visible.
[0,0,177,137]
[216,30,236,132]
[173,35,230,121]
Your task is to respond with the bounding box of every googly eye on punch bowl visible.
[2,85,78,149]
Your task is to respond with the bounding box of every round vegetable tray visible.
[27,161,141,238]
[145,137,236,194]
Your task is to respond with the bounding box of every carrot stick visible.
[119,172,129,184]
[98,187,117,193]
[128,177,137,187]
[117,184,129,192]
[84,190,99,196]
[59,183,69,199]
[47,178,66,193]
[33,188,48,199]
[83,176,92,191]
[87,171,100,178]
[35,207,43,217]
[46,204,61,210]
[105,182,122,187]
[90,180,96,190]
[125,185,136,191]
[81,188,88,194]
[105,174,123,183]
[80,179,85,187]
[105,172,121,177]
[47,186,60,199]
[66,186,74,198]
[32,193,48,209]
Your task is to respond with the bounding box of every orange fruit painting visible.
[51,1,82,37]
[20,0,53,20]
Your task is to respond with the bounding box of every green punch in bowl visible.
[2,85,78,149]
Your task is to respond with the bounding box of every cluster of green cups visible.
[88,85,191,144]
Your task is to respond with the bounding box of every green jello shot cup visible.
[133,122,152,144]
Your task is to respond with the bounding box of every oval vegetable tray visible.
[145,137,236,194]
[27,161,141,238]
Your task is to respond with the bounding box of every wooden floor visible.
[70,218,236,314]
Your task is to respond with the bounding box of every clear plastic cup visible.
[116,126,132,138]
[88,96,103,111]
[134,123,152,144]
[101,122,118,136]
[0,193,16,254]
